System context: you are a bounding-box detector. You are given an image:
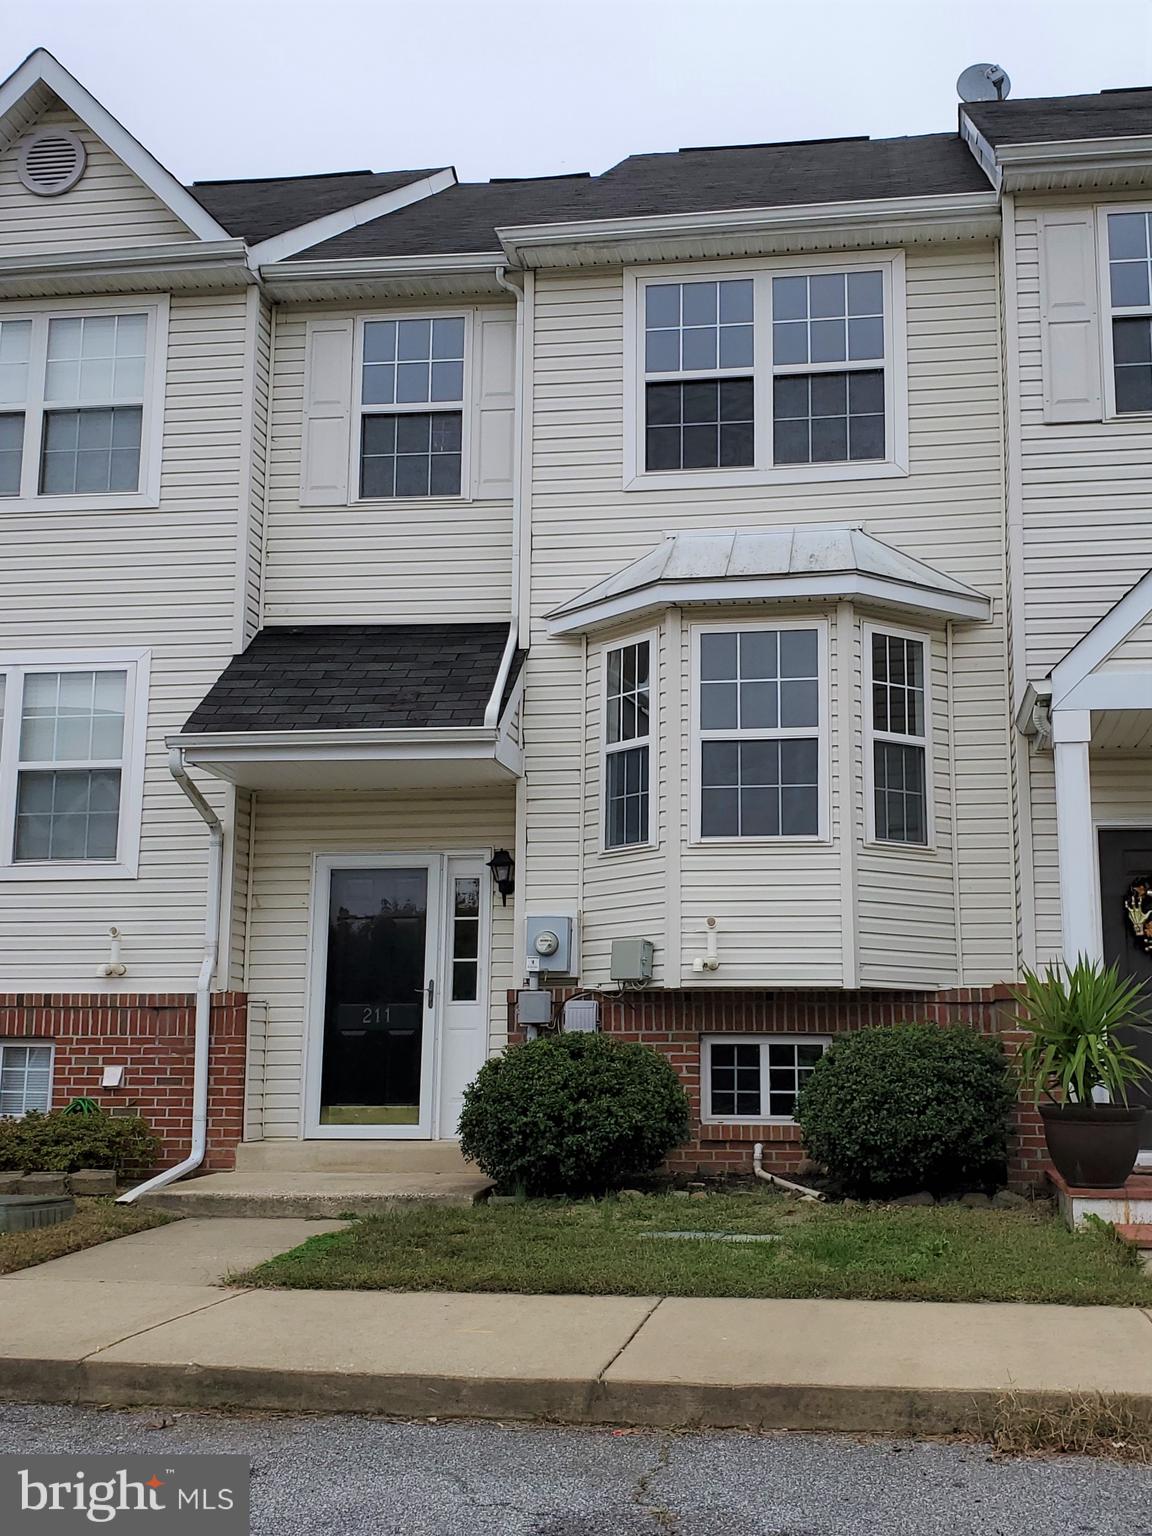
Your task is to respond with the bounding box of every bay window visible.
[603,637,653,850]
[0,651,148,879]
[866,627,930,846]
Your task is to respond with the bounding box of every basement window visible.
[0,1043,53,1117]
[702,1035,829,1123]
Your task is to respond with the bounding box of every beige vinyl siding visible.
[525,248,1015,989]
[0,290,249,988]
[1101,616,1152,669]
[226,788,254,990]
[243,789,515,1138]
[0,103,191,254]
[240,296,272,644]
[262,307,514,625]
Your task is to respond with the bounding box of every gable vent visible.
[17,128,87,197]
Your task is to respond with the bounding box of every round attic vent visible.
[17,128,87,197]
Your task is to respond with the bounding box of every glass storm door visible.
[1099,829,1152,1153]
[314,860,440,1137]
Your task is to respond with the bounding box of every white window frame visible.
[0,1040,54,1117]
[1096,202,1152,421]
[623,252,907,491]
[599,629,658,855]
[700,1034,830,1125]
[0,647,150,881]
[350,308,474,503]
[862,621,934,851]
[689,617,830,845]
[0,294,168,512]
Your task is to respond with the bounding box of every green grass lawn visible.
[233,1192,1152,1306]
[0,1198,171,1275]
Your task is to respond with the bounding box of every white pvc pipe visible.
[117,748,223,1203]
[752,1141,825,1201]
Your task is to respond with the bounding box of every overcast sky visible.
[5,0,1152,185]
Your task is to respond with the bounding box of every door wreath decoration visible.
[1124,877,1152,953]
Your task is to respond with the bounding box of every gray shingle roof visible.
[183,624,516,734]
[187,168,446,244]
[290,133,989,261]
[963,88,1152,147]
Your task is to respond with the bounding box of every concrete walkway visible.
[4,1225,1152,1434]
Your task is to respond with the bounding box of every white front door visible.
[304,852,490,1139]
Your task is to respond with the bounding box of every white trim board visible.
[0,49,230,242]
[249,170,457,265]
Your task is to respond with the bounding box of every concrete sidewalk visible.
[4,1223,1152,1433]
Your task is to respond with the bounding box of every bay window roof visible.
[545,527,990,635]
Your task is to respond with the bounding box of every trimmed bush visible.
[796,1023,1014,1197]
[458,1032,690,1195]
[0,1108,161,1177]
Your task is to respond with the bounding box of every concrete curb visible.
[5,1358,1152,1437]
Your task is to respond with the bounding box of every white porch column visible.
[1051,708,1103,964]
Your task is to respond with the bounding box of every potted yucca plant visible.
[1012,959,1152,1188]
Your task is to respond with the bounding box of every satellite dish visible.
[957,63,1011,102]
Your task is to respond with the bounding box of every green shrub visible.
[458,1032,690,1195]
[0,1108,161,1176]
[796,1023,1014,1198]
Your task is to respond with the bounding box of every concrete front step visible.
[1047,1166,1152,1230]
[137,1169,492,1220]
[233,1139,474,1176]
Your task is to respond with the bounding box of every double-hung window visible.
[0,302,162,505]
[1106,211,1152,414]
[358,315,466,498]
[0,651,148,879]
[603,638,652,850]
[694,624,823,841]
[702,1036,828,1123]
[867,628,929,846]
[0,1043,53,1117]
[632,258,901,486]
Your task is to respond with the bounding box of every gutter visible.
[0,239,255,299]
[117,749,223,1204]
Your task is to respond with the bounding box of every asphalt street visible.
[2,1402,1151,1535]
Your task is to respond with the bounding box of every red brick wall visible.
[509,987,1046,1191]
[0,992,246,1173]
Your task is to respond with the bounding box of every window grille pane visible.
[772,271,883,367]
[772,370,884,464]
[14,768,121,861]
[605,744,649,848]
[870,634,925,738]
[363,318,465,409]
[360,411,462,498]
[0,1044,52,1116]
[700,739,818,838]
[20,670,126,764]
[450,876,480,1000]
[644,279,754,375]
[708,1041,762,1118]
[0,411,23,496]
[605,641,650,745]
[0,318,32,407]
[645,379,754,471]
[40,406,142,495]
[45,313,147,405]
[874,741,927,845]
[1113,317,1152,413]
[699,629,818,733]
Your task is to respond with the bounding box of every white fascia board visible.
[260,251,503,283]
[995,135,1152,191]
[0,49,230,242]
[168,726,498,754]
[497,191,1001,264]
[1050,567,1152,704]
[1059,670,1152,713]
[249,169,458,265]
[0,239,254,296]
[546,573,991,636]
[958,115,1002,191]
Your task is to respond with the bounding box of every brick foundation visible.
[0,992,247,1174]
[509,987,1046,1191]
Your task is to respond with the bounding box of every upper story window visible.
[0,302,163,507]
[603,638,652,850]
[1107,211,1152,414]
[693,623,824,841]
[866,628,929,846]
[358,315,466,498]
[0,650,148,881]
[630,257,904,489]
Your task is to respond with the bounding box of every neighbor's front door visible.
[1098,828,1152,1152]
[310,857,441,1138]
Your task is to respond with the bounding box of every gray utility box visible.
[516,989,554,1027]
[525,915,575,974]
[610,938,654,982]
[0,1195,75,1232]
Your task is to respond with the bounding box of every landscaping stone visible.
[20,1173,69,1197]
[960,1193,993,1209]
[0,1173,26,1194]
[992,1189,1030,1210]
[70,1170,117,1196]
[795,1159,823,1180]
[891,1191,935,1207]
[617,1189,644,1199]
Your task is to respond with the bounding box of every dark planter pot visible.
[1039,1103,1145,1189]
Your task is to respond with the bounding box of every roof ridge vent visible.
[17,127,87,196]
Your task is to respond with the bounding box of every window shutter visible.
[1037,210,1103,423]
[299,319,354,506]
[472,311,516,500]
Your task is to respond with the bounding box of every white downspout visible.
[494,262,524,660]
[117,747,223,1203]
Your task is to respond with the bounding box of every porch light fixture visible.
[486,848,515,906]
